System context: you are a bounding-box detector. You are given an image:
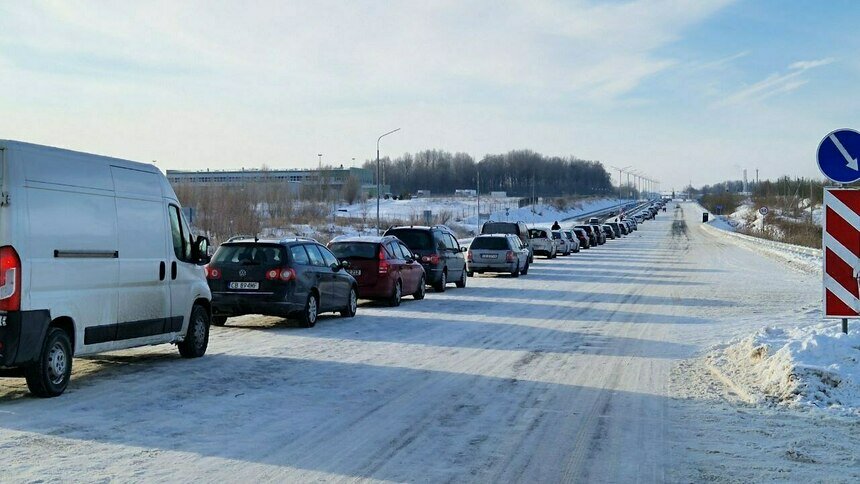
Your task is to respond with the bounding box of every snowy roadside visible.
[704,322,860,415]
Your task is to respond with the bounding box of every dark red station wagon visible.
[328,235,426,306]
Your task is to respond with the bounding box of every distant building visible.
[166,166,385,196]
[454,189,477,197]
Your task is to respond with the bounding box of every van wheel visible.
[301,293,319,328]
[455,270,467,288]
[413,276,426,300]
[25,327,72,398]
[521,262,529,275]
[212,316,228,327]
[389,280,402,307]
[434,271,447,292]
[178,305,209,358]
[341,287,357,317]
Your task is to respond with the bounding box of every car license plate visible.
[229,282,259,290]
[347,269,362,276]
[481,254,498,259]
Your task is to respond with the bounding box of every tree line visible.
[363,149,614,197]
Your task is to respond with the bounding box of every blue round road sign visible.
[818,128,860,183]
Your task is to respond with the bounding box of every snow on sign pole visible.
[822,188,860,333]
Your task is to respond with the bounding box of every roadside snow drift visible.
[708,322,860,414]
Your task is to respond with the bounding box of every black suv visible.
[205,237,357,328]
[384,225,467,292]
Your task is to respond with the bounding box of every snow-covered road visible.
[1,203,854,482]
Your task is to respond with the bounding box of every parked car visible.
[528,228,557,258]
[384,225,467,292]
[575,225,599,247]
[328,235,425,306]
[573,228,591,249]
[601,224,617,240]
[551,231,572,256]
[207,238,357,328]
[562,230,581,253]
[588,217,601,225]
[588,224,607,244]
[0,140,212,397]
[466,234,530,277]
[480,220,534,263]
[607,222,624,237]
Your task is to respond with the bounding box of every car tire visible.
[341,287,357,317]
[24,327,73,398]
[300,293,319,328]
[466,270,474,277]
[434,271,447,293]
[178,304,210,358]
[455,269,467,288]
[212,316,228,327]
[413,276,426,300]
[389,280,402,307]
[511,266,520,278]
[521,261,529,275]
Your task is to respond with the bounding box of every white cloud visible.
[715,57,835,107]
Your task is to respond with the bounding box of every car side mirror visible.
[460,247,467,252]
[193,236,211,264]
[331,262,342,272]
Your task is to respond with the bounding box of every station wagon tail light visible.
[205,265,221,279]
[378,247,390,274]
[266,268,296,281]
[421,254,440,265]
[0,246,21,312]
[505,250,515,262]
[466,250,473,262]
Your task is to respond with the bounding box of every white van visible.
[0,140,212,397]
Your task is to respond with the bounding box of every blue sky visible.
[0,0,858,191]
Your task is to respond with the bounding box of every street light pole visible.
[376,128,401,235]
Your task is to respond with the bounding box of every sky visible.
[1,0,858,191]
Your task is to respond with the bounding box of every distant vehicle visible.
[0,140,212,397]
[573,228,591,249]
[384,225,467,292]
[562,230,581,253]
[480,220,534,263]
[528,228,557,258]
[608,222,625,237]
[466,234,530,277]
[552,231,572,256]
[588,217,601,225]
[575,225,600,246]
[601,225,617,240]
[207,238,357,328]
[588,224,607,244]
[328,235,426,306]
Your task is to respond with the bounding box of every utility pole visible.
[476,168,480,225]
[376,128,401,235]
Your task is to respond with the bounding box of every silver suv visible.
[466,234,530,277]
[528,228,557,259]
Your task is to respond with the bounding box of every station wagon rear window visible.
[470,237,509,250]
[329,242,378,260]
[213,244,285,265]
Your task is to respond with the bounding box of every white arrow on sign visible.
[829,133,859,171]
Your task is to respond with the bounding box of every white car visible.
[0,140,213,397]
[528,228,557,259]
[552,231,573,256]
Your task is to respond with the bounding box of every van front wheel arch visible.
[178,304,209,358]
[24,327,72,398]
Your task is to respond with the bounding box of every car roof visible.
[329,235,395,244]
[222,237,317,246]
[475,233,510,238]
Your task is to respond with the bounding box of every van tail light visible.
[205,265,221,280]
[421,254,440,265]
[0,246,21,312]
[505,250,515,262]
[378,247,390,274]
[266,268,296,281]
[466,250,473,262]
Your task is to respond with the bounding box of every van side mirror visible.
[193,236,211,264]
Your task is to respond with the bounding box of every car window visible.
[397,242,413,259]
[318,246,340,267]
[470,237,508,250]
[329,242,377,259]
[388,229,434,251]
[290,245,310,265]
[481,222,516,235]
[214,244,285,265]
[446,234,459,250]
[304,244,326,267]
[384,242,400,259]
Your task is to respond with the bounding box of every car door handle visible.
[171,261,177,280]
[159,261,166,281]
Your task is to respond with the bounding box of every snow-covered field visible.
[1,202,857,482]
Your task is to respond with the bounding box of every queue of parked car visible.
[202,199,670,332]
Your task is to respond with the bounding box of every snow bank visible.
[708,322,860,414]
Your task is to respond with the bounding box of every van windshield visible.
[470,237,509,250]
[329,242,378,260]
[481,223,516,235]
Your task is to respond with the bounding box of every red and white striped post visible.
[822,187,860,333]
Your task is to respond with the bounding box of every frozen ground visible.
[1,202,856,482]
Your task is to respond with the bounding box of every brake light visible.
[505,250,515,262]
[0,246,21,312]
[205,265,221,280]
[378,247,390,274]
[421,254,440,265]
[466,250,473,262]
[266,268,296,281]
